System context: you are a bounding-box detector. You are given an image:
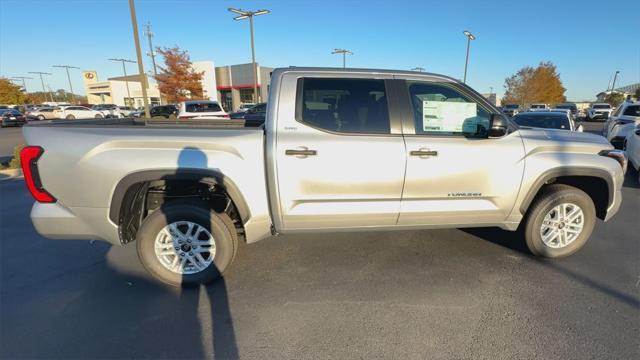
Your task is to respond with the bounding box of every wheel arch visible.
[109,169,251,243]
[519,167,613,220]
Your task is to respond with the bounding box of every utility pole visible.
[108,58,136,105]
[332,48,353,68]
[610,71,620,94]
[11,76,32,92]
[144,22,161,105]
[228,8,270,104]
[411,67,425,72]
[462,30,476,83]
[53,65,80,103]
[28,71,53,102]
[129,0,150,118]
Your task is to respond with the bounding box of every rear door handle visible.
[410,149,438,156]
[285,148,317,156]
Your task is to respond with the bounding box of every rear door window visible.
[186,102,222,113]
[296,78,390,134]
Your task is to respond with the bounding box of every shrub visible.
[7,144,25,169]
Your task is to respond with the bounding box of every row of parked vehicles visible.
[501,102,615,121]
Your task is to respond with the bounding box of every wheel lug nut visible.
[175,247,179,251]
[189,252,193,256]
[187,240,191,243]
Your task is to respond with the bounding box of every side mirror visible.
[489,113,508,137]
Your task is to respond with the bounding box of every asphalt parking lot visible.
[0,122,638,359]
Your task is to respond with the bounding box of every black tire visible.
[65,115,75,120]
[523,184,596,258]
[95,114,103,118]
[136,203,238,286]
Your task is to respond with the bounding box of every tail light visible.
[599,149,627,172]
[221,114,230,118]
[20,146,56,203]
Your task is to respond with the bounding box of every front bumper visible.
[604,189,622,221]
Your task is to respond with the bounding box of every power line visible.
[332,48,353,68]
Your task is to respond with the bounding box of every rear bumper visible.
[30,202,120,245]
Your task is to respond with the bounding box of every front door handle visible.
[285,148,317,156]
[410,149,438,156]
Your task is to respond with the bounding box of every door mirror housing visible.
[488,113,508,138]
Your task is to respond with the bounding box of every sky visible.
[1,0,639,101]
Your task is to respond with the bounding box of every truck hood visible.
[517,127,612,154]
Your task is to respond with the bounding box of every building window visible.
[239,88,255,104]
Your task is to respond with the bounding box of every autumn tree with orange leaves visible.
[502,61,566,107]
[155,46,205,103]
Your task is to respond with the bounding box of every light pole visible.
[144,22,161,105]
[53,65,80,103]
[28,71,53,102]
[610,70,620,94]
[332,48,353,68]
[411,67,425,72]
[11,76,32,92]
[128,0,150,117]
[462,30,476,83]
[228,7,270,104]
[109,58,136,105]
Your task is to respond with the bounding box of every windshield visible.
[513,113,570,130]
[593,104,610,109]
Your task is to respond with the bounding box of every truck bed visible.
[26,117,264,129]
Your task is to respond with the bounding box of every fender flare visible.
[518,166,614,216]
[109,168,251,225]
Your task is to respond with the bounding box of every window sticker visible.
[422,101,477,132]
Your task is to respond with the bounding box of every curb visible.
[0,168,22,181]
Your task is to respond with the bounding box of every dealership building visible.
[82,60,272,111]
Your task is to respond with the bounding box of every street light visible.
[411,67,425,72]
[228,7,270,104]
[462,30,476,83]
[108,58,136,105]
[53,65,80,103]
[28,71,54,102]
[332,48,353,68]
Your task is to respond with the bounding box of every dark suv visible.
[150,105,178,118]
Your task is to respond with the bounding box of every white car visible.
[624,124,640,184]
[28,107,57,120]
[603,101,640,149]
[586,103,612,121]
[53,105,104,120]
[528,103,549,111]
[177,100,228,119]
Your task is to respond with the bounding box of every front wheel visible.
[65,115,75,120]
[95,114,103,118]
[136,203,238,286]
[37,115,45,120]
[523,184,596,258]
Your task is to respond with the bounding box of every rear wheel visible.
[95,114,103,119]
[136,203,238,286]
[37,115,45,120]
[65,115,75,120]
[523,184,596,257]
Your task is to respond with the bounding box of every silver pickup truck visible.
[21,67,626,285]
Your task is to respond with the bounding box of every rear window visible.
[296,78,390,134]
[505,104,519,109]
[622,105,640,117]
[185,102,222,113]
[593,104,610,109]
[513,113,570,130]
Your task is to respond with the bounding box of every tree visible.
[0,78,26,104]
[155,46,205,103]
[502,61,566,106]
[604,92,625,108]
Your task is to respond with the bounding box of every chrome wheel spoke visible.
[540,202,584,249]
[154,221,216,275]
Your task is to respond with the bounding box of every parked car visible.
[150,105,178,119]
[0,109,26,127]
[230,102,266,121]
[27,107,56,120]
[502,104,520,117]
[21,67,626,286]
[91,104,121,118]
[603,102,640,149]
[177,100,228,119]
[555,103,578,117]
[237,103,256,112]
[118,106,135,117]
[512,110,583,132]
[529,103,549,111]
[586,103,612,121]
[624,124,640,184]
[53,105,104,120]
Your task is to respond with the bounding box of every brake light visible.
[20,146,56,203]
[221,114,230,118]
